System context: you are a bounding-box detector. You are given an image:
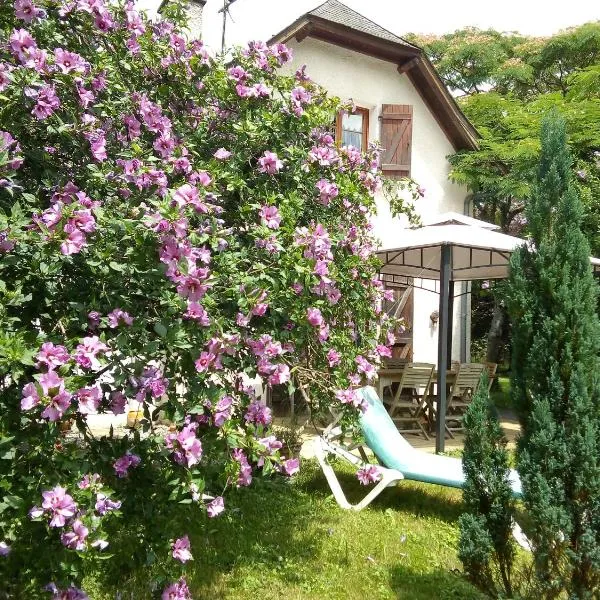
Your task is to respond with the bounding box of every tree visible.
[0,0,398,596]
[507,112,600,598]
[459,374,517,598]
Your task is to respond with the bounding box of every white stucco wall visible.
[284,37,471,364]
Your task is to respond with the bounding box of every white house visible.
[167,0,480,365]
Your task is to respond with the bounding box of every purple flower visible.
[74,335,108,369]
[213,147,231,160]
[376,344,392,358]
[32,85,61,120]
[61,519,88,550]
[41,486,77,528]
[77,385,102,415]
[21,382,40,410]
[207,496,225,518]
[268,363,290,386]
[153,134,175,158]
[46,584,89,600]
[54,48,87,74]
[307,307,324,327]
[172,535,193,563]
[89,132,107,162]
[36,342,69,369]
[165,423,203,467]
[60,228,86,256]
[257,151,282,175]
[0,541,10,556]
[184,301,210,325]
[282,458,300,476]
[227,65,249,83]
[113,452,141,478]
[14,0,44,22]
[41,389,72,421]
[356,355,376,380]
[315,179,339,206]
[162,578,191,600]
[259,205,281,229]
[95,492,121,515]
[327,348,341,367]
[244,401,272,426]
[195,351,215,373]
[357,465,382,485]
[107,308,133,328]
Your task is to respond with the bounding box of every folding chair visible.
[445,363,486,436]
[384,363,434,440]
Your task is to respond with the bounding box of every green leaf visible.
[154,323,168,337]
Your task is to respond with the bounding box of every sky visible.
[139,0,600,51]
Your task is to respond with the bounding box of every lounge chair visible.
[314,385,522,506]
[314,386,529,547]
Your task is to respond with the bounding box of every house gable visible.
[269,0,478,152]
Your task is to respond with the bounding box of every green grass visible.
[85,460,484,600]
[490,375,512,409]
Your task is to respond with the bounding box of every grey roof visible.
[308,0,418,49]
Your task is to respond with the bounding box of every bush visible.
[0,1,398,595]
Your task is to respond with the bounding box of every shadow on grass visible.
[297,458,465,524]
[388,565,485,600]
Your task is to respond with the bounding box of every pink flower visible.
[107,308,133,328]
[172,183,198,208]
[376,344,392,358]
[282,458,300,476]
[162,578,191,600]
[315,179,339,206]
[32,85,61,120]
[109,391,127,415]
[0,541,10,556]
[153,134,175,158]
[213,148,231,160]
[61,519,88,550]
[36,342,69,369]
[357,465,382,485]
[60,228,86,256]
[46,584,88,600]
[74,336,108,369]
[184,301,210,325]
[227,65,249,83]
[251,302,268,316]
[236,312,250,327]
[14,0,44,22]
[53,48,87,74]
[307,307,324,327]
[259,205,281,229]
[356,355,376,380]
[88,132,107,162]
[195,351,215,373]
[268,363,290,386]
[95,492,121,515]
[41,486,77,528]
[20,381,41,410]
[335,388,363,409]
[77,385,102,414]
[165,423,203,468]
[257,151,282,175]
[207,496,225,518]
[113,452,141,478]
[41,389,72,421]
[172,535,193,563]
[244,401,272,426]
[327,348,341,367]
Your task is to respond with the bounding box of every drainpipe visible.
[460,195,473,362]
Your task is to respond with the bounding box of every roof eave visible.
[269,19,479,152]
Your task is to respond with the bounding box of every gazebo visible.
[376,213,600,453]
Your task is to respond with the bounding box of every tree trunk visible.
[486,299,505,364]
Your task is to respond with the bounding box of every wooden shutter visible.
[380,104,413,179]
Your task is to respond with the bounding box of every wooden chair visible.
[384,363,435,440]
[445,363,486,436]
[485,362,498,393]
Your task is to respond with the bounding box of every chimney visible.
[185,0,206,38]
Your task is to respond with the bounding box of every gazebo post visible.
[435,244,452,453]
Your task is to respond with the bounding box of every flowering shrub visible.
[0,0,400,596]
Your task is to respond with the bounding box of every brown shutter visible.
[380,104,413,179]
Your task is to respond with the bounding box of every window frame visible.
[335,106,370,151]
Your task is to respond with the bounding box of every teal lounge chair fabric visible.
[358,386,522,497]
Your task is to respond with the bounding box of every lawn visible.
[85,460,483,600]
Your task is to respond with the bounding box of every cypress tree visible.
[507,112,600,598]
[459,374,516,597]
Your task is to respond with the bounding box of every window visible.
[335,107,369,151]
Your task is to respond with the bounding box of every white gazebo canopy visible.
[377,221,600,282]
[375,216,600,453]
